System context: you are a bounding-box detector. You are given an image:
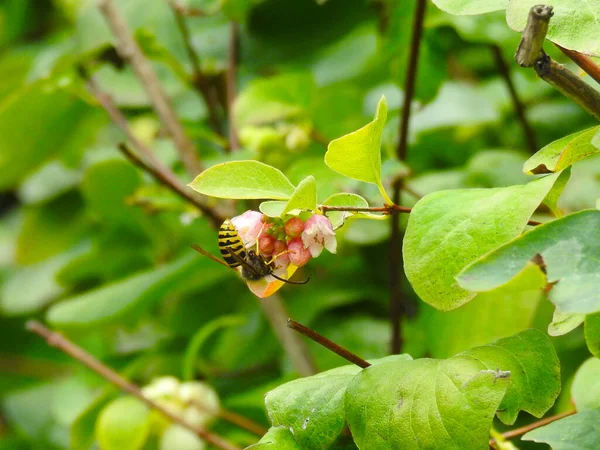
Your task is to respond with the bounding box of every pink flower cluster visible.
[230,210,337,269]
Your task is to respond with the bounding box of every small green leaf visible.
[247,427,302,449]
[188,161,295,200]
[259,201,287,218]
[522,409,600,449]
[345,330,560,449]
[46,254,227,328]
[95,397,150,450]
[458,210,600,315]
[282,176,317,215]
[593,128,600,149]
[523,127,600,174]
[325,96,392,204]
[585,313,600,358]
[322,193,384,229]
[431,0,507,15]
[572,358,600,411]
[265,355,410,449]
[543,167,571,217]
[403,173,562,311]
[508,1,600,56]
[548,309,585,337]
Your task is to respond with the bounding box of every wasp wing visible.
[190,244,231,269]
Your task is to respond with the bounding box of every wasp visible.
[192,219,309,285]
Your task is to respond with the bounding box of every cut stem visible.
[489,409,576,446]
[26,321,240,450]
[287,319,370,369]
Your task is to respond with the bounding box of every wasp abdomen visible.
[218,219,247,267]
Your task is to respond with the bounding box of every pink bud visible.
[284,217,305,238]
[287,237,312,267]
[259,235,275,255]
[301,214,337,258]
[273,240,290,267]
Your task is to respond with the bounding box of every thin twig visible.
[515,5,553,67]
[227,21,240,151]
[171,2,207,17]
[260,296,317,376]
[188,401,267,436]
[390,0,427,354]
[490,44,537,153]
[119,143,224,228]
[167,0,223,135]
[98,0,202,176]
[287,319,371,369]
[26,321,240,450]
[489,409,576,446]
[556,44,600,86]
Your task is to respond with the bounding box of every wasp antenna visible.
[270,272,310,285]
[190,244,230,268]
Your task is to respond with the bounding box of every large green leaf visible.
[507,0,600,56]
[431,0,508,15]
[247,427,302,449]
[522,409,600,449]
[458,210,600,314]
[46,254,227,328]
[266,355,410,450]
[523,127,600,174]
[585,313,600,358]
[95,397,150,450]
[572,358,600,411]
[403,173,561,311]
[188,161,295,200]
[345,330,560,449]
[281,176,317,215]
[325,96,392,204]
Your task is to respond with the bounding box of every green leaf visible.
[458,210,600,314]
[188,161,295,200]
[548,309,585,337]
[95,397,150,450]
[585,313,600,358]
[522,409,600,449]
[431,0,507,15]
[19,161,81,205]
[46,254,227,328]
[247,427,302,449]
[322,193,384,229]
[403,173,562,311]
[523,127,600,174]
[266,355,410,449]
[159,425,206,450]
[572,358,600,411]
[345,330,560,450]
[325,96,392,204]
[282,176,317,215]
[259,201,287,218]
[543,167,571,217]
[507,0,600,56]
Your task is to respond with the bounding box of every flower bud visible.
[230,210,264,247]
[301,214,337,258]
[287,238,312,267]
[284,217,305,238]
[273,240,290,267]
[259,234,276,255]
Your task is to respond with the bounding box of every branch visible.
[98,0,202,176]
[26,321,240,450]
[287,320,371,369]
[490,44,537,153]
[489,409,576,446]
[168,0,223,135]
[171,2,208,17]
[515,5,600,122]
[556,44,600,86]
[389,0,427,354]
[188,400,267,436]
[227,22,240,151]
[259,296,316,376]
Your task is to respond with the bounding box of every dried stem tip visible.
[515,5,553,67]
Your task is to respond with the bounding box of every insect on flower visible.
[191,216,309,298]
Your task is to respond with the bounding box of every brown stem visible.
[556,44,600,86]
[489,409,576,446]
[287,319,370,369]
[515,5,553,67]
[260,296,316,376]
[490,44,537,153]
[98,0,202,176]
[26,321,240,450]
[227,21,240,151]
[188,400,267,436]
[119,143,224,228]
[389,182,404,354]
[168,0,223,135]
[171,2,207,17]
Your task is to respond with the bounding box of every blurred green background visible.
[0,0,598,448]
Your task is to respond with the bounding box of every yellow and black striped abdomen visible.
[218,219,247,268]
